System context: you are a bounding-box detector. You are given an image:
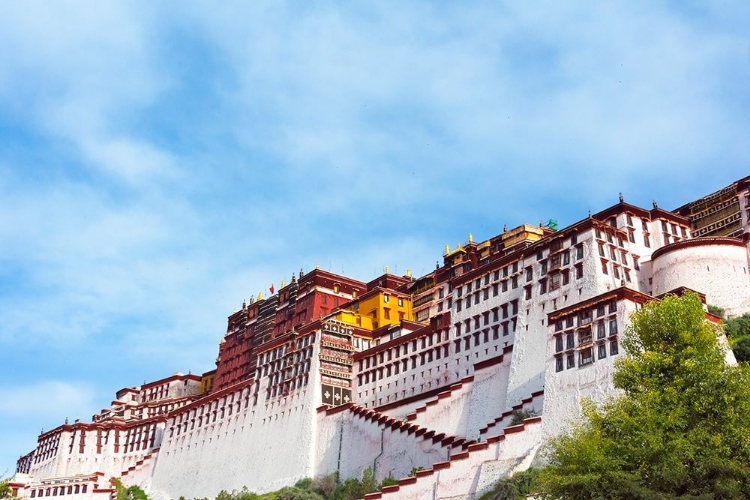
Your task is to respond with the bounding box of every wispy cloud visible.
[0,0,747,474]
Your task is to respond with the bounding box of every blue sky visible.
[1,1,748,474]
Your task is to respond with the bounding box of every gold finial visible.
[445,244,450,254]
[468,233,473,243]
[281,279,286,288]
[385,265,389,274]
[406,268,412,277]
[316,263,320,270]
[257,291,264,301]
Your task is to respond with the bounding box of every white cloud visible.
[0,381,97,420]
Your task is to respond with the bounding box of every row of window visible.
[29,484,88,497]
[554,319,618,353]
[358,331,448,370]
[357,345,451,385]
[555,340,619,371]
[554,301,617,331]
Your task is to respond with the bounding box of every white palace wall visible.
[148,363,322,498]
[652,238,750,317]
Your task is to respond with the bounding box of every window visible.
[609,319,618,335]
[541,260,548,274]
[567,353,575,369]
[503,266,509,278]
[550,272,560,290]
[571,232,578,244]
[610,247,617,261]
[556,357,564,372]
[524,286,532,300]
[383,294,389,303]
[644,235,651,248]
[525,267,533,282]
[512,262,518,273]
[566,333,574,349]
[502,280,508,292]
[598,243,605,257]
[483,288,489,300]
[597,322,605,339]
[610,339,619,355]
[398,298,403,306]
[540,279,547,294]
[537,250,544,261]
[493,284,499,296]
[512,276,518,289]
[595,228,602,239]
[601,261,608,275]
[580,347,594,366]
[598,343,607,359]
[563,251,570,265]
[562,270,570,285]
[576,244,584,260]
[627,214,633,226]
[609,300,617,313]
[633,257,640,270]
[555,336,563,352]
[456,300,462,312]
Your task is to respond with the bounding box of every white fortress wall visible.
[463,352,512,440]
[406,376,476,440]
[651,238,750,317]
[148,370,321,499]
[541,294,639,438]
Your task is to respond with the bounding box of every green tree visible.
[724,313,750,363]
[0,477,11,499]
[479,468,540,500]
[274,486,323,500]
[538,293,750,499]
[115,479,149,500]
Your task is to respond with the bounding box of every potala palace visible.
[11,177,750,500]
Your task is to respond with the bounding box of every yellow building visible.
[335,288,413,331]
